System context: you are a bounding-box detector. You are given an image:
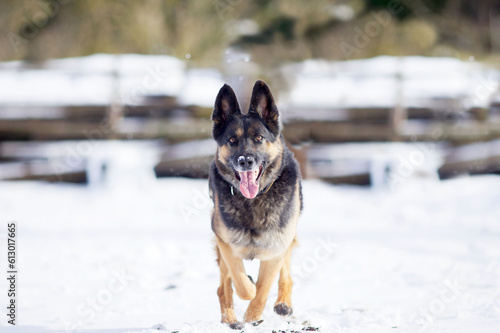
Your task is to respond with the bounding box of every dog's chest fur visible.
[210,152,302,261]
[222,187,298,260]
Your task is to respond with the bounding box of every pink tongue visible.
[239,170,259,199]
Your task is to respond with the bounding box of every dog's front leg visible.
[216,246,241,329]
[244,256,286,323]
[274,243,294,316]
[216,236,256,301]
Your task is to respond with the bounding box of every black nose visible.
[238,156,255,169]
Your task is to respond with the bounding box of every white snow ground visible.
[1,175,500,333]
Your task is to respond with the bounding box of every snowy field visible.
[1,175,500,333]
[0,53,499,332]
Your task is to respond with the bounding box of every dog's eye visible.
[255,135,263,142]
[228,137,237,144]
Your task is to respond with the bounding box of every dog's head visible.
[211,80,283,199]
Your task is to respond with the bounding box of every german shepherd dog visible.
[209,80,302,329]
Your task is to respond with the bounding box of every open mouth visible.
[234,163,264,199]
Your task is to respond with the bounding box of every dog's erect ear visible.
[212,84,241,139]
[249,80,280,136]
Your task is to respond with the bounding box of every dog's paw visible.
[247,275,255,284]
[228,321,244,330]
[274,302,293,316]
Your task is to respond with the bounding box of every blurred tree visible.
[0,0,239,64]
[1,0,499,64]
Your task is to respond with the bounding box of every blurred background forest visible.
[2,0,500,63]
[1,0,500,186]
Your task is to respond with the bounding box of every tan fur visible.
[244,253,287,322]
[217,146,230,165]
[216,236,256,301]
[216,246,238,325]
[266,140,282,165]
[275,238,297,309]
[253,139,283,193]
